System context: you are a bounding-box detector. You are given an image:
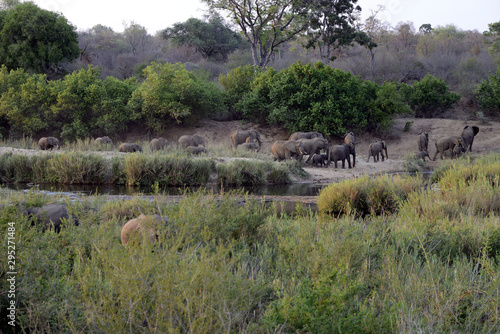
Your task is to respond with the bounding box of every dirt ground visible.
[1,116,499,185]
[144,116,500,184]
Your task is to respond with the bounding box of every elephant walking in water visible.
[367,141,388,162]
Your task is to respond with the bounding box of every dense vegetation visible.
[1,154,500,332]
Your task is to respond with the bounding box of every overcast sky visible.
[31,0,499,34]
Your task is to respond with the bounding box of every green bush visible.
[238,62,400,137]
[218,65,262,117]
[403,74,461,118]
[476,66,500,114]
[317,174,422,217]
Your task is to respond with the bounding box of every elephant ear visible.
[284,140,297,152]
[472,126,479,136]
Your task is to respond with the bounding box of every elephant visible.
[150,138,169,151]
[271,140,304,162]
[231,130,262,150]
[38,137,60,150]
[121,214,168,245]
[461,125,479,152]
[343,132,356,167]
[12,202,78,233]
[186,146,208,155]
[432,136,465,160]
[238,142,260,152]
[179,134,206,148]
[453,145,464,158]
[119,143,143,153]
[289,131,324,141]
[417,151,431,161]
[298,138,330,165]
[367,141,388,162]
[311,154,328,167]
[417,132,429,152]
[329,144,355,168]
[94,136,112,145]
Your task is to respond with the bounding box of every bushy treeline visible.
[1,154,500,333]
[0,63,225,140]
[0,61,464,140]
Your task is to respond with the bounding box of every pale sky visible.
[31,0,499,34]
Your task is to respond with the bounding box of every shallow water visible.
[1,182,328,197]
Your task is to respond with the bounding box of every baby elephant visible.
[119,143,143,153]
[186,146,208,155]
[238,142,260,152]
[311,154,328,167]
[38,137,60,150]
[416,151,431,161]
[121,214,168,245]
[94,136,112,145]
[367,141,388,162]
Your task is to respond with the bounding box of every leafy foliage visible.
[162,15,242,62]
[238,62,401,136]
[476,66,500,114]
[129,62,225,132]
[402,74,461,118]
[0,2,79,78]
[218,65,262,117]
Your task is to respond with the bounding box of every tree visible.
[123,21,149,55]
[202,0,311,68]
[484,21,500,65]
[0,2,80,78]
[162,15,242,62]
[305,0,374,64]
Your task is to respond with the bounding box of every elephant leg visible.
[341,159,345,169]
[381,152,385,161]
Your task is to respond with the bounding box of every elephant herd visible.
[417,125,479,161]
[37,124,480,167]
[37,134,209,155]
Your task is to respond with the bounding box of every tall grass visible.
[1,164,500,333]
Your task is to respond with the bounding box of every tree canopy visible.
[162,15,242,62]
[0,1,80,78]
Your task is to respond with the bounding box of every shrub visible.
[476,66,500,114]
[403,74,461,118]
[219,65,262,117]
[317,174,422,217]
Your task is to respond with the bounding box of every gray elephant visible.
[271,140,304,162]
[418,132,428,152]
[239,142,260,152]
[298,138,330,165]
[289,131,324,140]
[367,141,388,162]
[10,202,78,233]
[416,151,431,161]
[432,136,465,160]
[186,146,208,155]
[311,154,328,167]
[461,125,479,152]
[121,214,168,245]
[179,134,206,148]
[150,138,169,151]
[329,144,355,168]
[94,136,112,145]
[343,132,356,167]
[119,143,143,153]
[38,137,60,150]
[453,145,464,158]
[231,130,262,150]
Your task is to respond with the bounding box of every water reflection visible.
[2,182,328,197]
